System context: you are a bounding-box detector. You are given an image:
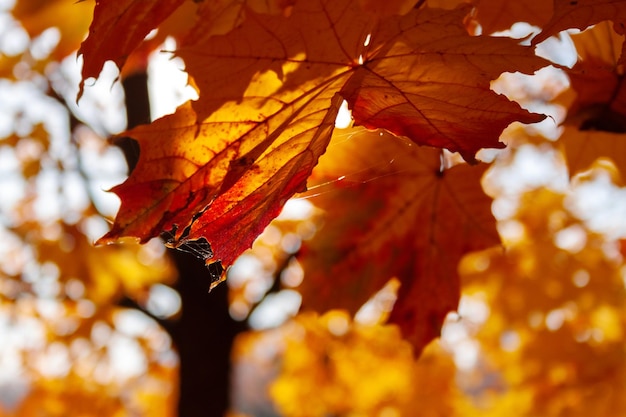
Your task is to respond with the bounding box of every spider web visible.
[160,226,224,287]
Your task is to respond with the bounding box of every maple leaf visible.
[532,0,626,45]
[78,0,186,98]
[176,1,547,156]
[78,0,298,95]
[98,94,343,287]
[95,0,544,286]
[339,5,547,161]
[296,128,500,353]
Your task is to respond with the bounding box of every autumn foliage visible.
[1,0,626,416]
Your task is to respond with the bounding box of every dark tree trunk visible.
[121,73,244,417]
[170,253,244,417]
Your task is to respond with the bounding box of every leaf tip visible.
[94,233,141,247]
[76,80,86,103]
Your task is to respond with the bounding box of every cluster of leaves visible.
[2,0,626,415]
[81,0,626,354]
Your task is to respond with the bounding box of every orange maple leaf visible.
[78,0,299,95]
[78,0,185,98]
[98,94,343,287]
[95,1,543,285]
[296,128,500,353]
[175,2,547,159]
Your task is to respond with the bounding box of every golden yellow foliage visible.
[458,188,626,417]
[232,310,473,417]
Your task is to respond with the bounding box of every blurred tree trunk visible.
[170,253,243,417]
[121,73,244,417]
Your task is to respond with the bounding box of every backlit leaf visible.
[78,0,186,97]
[98,92,342,288]
[97,0,544,286]
[297,128,500,353]
[78,0,299,95]
[337,5,547,161]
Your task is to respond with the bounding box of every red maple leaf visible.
[296,128,500,353]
